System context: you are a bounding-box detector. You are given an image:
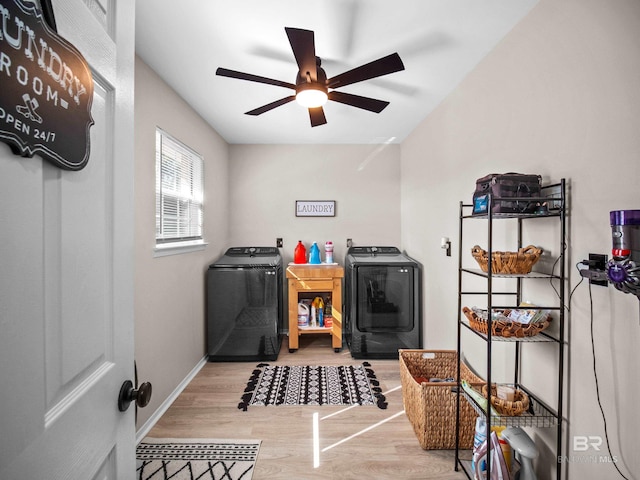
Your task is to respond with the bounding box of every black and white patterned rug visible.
[136,438,260,480]
[238,363,387,411]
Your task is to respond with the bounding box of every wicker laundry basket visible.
[399,349,484,450]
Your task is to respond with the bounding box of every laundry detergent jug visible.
[298,302,309,327]
[294,240,307,264]
[309,242,321,264]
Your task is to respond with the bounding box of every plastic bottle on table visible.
[309,242,321,264]
[294,240,307,264]
[324,241,334,264]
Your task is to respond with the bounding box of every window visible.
[155,129,204,250]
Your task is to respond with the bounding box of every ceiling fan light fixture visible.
[217,28,405,126]
[295,84,328,108]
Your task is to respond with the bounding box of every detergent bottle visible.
[324,241,334,264]
[297,302,309,327]
[491,425,512,473]
[294,240,307,264]
[310,299,317,327]
[316,297,325,327]
[324,295,333,328]
[471,417,487,475]
[309,242,321,264]
[310,297,324,327]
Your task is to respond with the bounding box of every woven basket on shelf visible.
[399,349,484,450]
[462,306,551,338]
[482,384,530,416]
[471,245,543,274]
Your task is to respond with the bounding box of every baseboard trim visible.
[135,355,208,444]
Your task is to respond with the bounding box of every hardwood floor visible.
[146,335,467,479]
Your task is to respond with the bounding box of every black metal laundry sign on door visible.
[0,0,94,170]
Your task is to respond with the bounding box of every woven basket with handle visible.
[399,349,484,450]
[471,245,543,274]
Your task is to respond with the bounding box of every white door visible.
[0,0,136,479]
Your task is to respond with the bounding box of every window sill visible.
[154,239,208,257]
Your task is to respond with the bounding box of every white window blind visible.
[155,129,204,244]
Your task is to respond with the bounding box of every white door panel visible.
[0,143,46,468]
[0,0,135,478]
[44,80,112,410]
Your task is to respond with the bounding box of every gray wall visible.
[134,0,640,478]
[401,0,640,478]
[228,144,401,263]
[134,57,230,429]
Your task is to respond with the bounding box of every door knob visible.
[118,379,152,412]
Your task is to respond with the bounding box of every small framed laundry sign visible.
[295,200,336,217]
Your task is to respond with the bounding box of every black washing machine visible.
[207,247,283,361]
[344,246,422,359]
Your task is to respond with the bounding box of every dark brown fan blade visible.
[216,67,296,90]
[327,53,404,89]
[308,107,327,127]
[328,91,389,113]
[245,96,296,116]
[285,27,317,81]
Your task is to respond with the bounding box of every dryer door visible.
[356,265,415,332]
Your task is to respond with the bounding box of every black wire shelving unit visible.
[454,179,567,480]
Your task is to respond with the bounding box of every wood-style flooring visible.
[146,335,467,479]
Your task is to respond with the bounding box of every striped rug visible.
[238,362,387,411]
[136,438,261,480]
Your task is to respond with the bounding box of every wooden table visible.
[286,264,344,352]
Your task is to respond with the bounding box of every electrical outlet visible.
[589,253,608,286]
[347,238,353,248]
[276,238,283,248]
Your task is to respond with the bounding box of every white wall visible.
[401,0,640,479]
[228,144,401,263]
[134,57,230,429]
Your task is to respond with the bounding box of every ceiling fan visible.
[216,27,405,127]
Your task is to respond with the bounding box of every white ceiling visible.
[135,0,538,145]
